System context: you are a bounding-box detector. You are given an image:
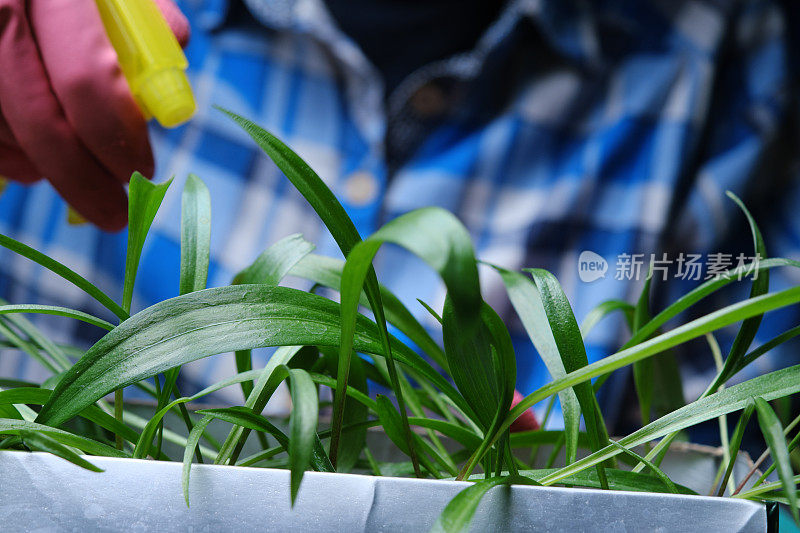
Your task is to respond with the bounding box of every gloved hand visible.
[510,390,539,432]
[0,0,189,231]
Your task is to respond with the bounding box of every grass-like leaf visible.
[580,299,634,337]
[0,298,74,371]
[213,346,304,465]
[289,254,446,368]
[158,173,212,445]
[335,207,487,472]
[219,107,406,471]
[540,364,800,486]
[231,234,315,399]
[287,368,319,504]
[492,266,581,463]
[0,233,127,321]
[34,285,467,428]
[0,304,114,331]
[233,233,315,286]
[507,285,800,431]
[431,475,538,533]
[632,273,654,426]
[710,192,770,391]
[198,404,333,472]
[461,286,800,478]
[179,174,211,295]
[374,395,413,455]
[716,398,754,496]
[182,415,213,506]
[0,387,139,446]
[122,173,172,312]
[514,468,696,493]
[119,172,172,448]
[0,418,127,458]
[0,319,60,375]
[19,430,103,472]
[606,440,678,494]
[621,258,798,356]
[335,354,368,473]
[523,268,609,485]
[754,397,798,523]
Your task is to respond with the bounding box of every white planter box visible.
[1,451,768,532]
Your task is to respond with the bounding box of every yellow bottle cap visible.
[138,68,196,127]
[95,0,196,128]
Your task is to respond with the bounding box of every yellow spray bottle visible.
[94,0,196,128]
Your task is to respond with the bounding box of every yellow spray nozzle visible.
[95,0,195,128]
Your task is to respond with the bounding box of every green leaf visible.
[431,476,538,533]
[219,107,398,470]
[197,405,333,474]
[0,304,114,331]
[289,254,446,368]
[0,418,127,458]
[417,299,443,325]
[308,372,377,411]
[19,430,104,472]
[179,173,211,295]
[506,284,800,433]
[218,108,362,257]
[737,324,800,374]
[632,274,654,425]
[233,350,254,399]
[199,406,288,447]
[492,266,581,463]
[0,233,127,321]
[0,299,74,371]
[621,258,798,357]
[476,302,518,472]
[213,346,304,465]
[157,174,212,457]
[513,468,696,494]
[287,368,318,505]
[462,285,800,480]
[0,317,60,374]
[716,398,754,496]
[335,208,482,375]
[541,364,800,487]
[371,397,447,478]
[133,368,267,459]
[375,395,411,455]
[35,285,466,428]
[580,299,634,337]
[523,268,609,485]
[0,405,22,420]
[335,354,368,473]
[754,397,797,523]
[335,207,487,472]
[233,234,315,286]
[182,415,213,506]
[712,192,769,390]
[650,348,685,418]
[0,387,140,446]
[606,440,678,494]
[231,234,315,400]
[122,172,172,312]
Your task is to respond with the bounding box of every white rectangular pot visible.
[0,451,769,532]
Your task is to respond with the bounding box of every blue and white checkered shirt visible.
[1,0,798,426]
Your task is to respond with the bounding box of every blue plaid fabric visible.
[1,0,798,427]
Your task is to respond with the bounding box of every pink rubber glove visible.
[510,390,540,432]
[0,0,189,231]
